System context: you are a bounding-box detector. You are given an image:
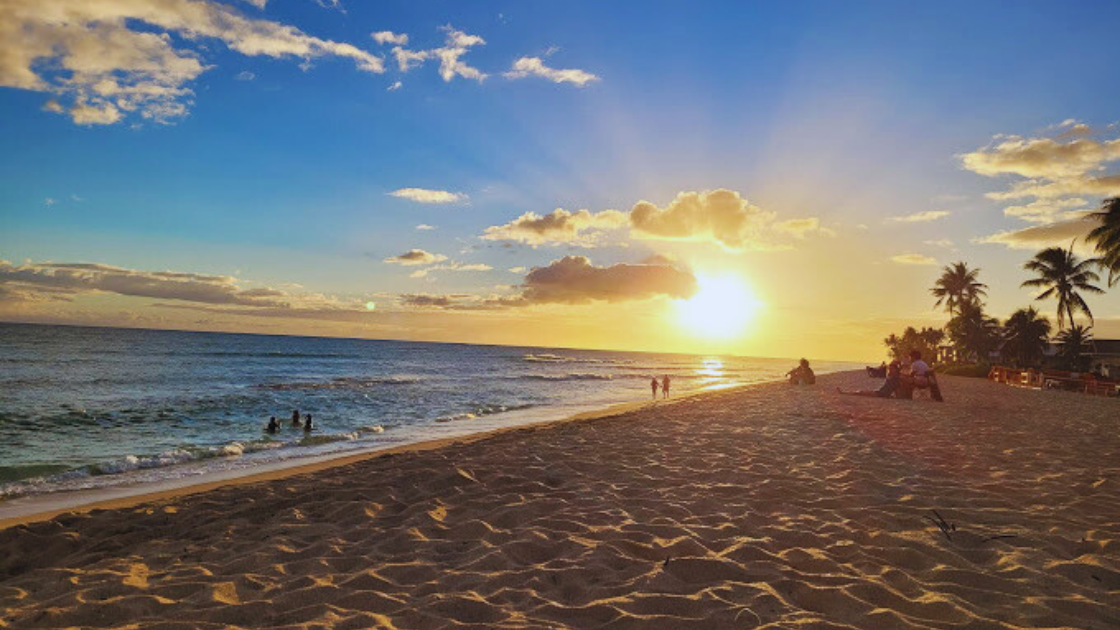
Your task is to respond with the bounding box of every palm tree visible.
[931,262,987,317]
[1001,307,1051,368]
[1021,246,1103,329]
[1086,197,1120,286]
[946,301,1001,363]
[1055,324,1094,372]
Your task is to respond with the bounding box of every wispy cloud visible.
[890,253,938,265]
[504,56,599,87]
[973,216,1098,251]
[887,210,951,223]
[389,188,468,204]
[409,262,493,279]
[389,25,487,82]
[415,224,436,231]
[0,0,384,125]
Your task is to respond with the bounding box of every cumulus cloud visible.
[481,208,627,246]
[890,254,937,266]
[629,189,776,251]
[511,256,696,305]
[973,215,1098,251]
[887,210,951,223]
[389,188,468,204]
[481,189,829,252]
[503,56,599,86]
[371,30,408,46]
[383,249,447,266]
[0,0,384,125]
[397,256,697,310]
[390,25,486,82]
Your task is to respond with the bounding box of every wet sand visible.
[1,371,1117,629]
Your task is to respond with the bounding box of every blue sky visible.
[2,1,1120,359]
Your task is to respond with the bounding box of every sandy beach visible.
[1,370,1117,629]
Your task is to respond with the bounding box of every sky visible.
[2,0,1120,361]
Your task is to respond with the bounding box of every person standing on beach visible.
[662,375,671,399]
[650,377,659,400]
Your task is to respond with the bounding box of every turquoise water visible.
[0,323,858,499]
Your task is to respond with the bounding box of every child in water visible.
[291,409,301,427]
[266,416,280,434]
[303,414,314,432]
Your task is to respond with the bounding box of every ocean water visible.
[0,323,858,500]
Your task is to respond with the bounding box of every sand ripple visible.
[1,372,1118,628]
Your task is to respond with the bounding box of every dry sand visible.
[0,371,1117,629]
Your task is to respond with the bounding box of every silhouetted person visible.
[291,409,301,428]
[840,360,902,397]
[787,358,816,385]
[266,416,280,434]
[650,377,659,400]
[304,414,314,432]
[661,375,671,399]
[866,361,887,378]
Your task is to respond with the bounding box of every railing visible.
[987,366,1119,397]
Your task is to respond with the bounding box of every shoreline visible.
[0,377,765,531]
[2,370,1117,629]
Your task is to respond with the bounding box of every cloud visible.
[371,30,408,46]
[235,70,255,81]
[398,256,697,310]
[887,210,951,223]
[961,135,1120,179]
[508,266,526,274]
[503,56,598,86]
[415,224,436,231]
[387,80,402,92]
[0,259,386,321]
[481,189,829,252]
[409,262,492,279]
[1001,197,1088,224]
[973,215,1098,250]
[629,189,776,251]
[390,25,486,82]
[481,208,627,246]
[513,256,697,305]
[772,217,836,238]
[383,249,447,266]
[890,254,937,266]
[985,175,1120,201]
[0,0,384,125]
[389,188,468,204]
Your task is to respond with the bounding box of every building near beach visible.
[1087,340,1120,379]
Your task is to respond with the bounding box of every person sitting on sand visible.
[662,375,671,399]
[650,377,659,400]
[907,350,930,386]
[787,358,816,385]
[266,416,280,434]
[839,360,902,398]
[304,414,314,432]
[291,409,301,428]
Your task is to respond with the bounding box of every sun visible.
[675,273,763,340]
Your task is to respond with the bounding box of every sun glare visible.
[676,274,763,340]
